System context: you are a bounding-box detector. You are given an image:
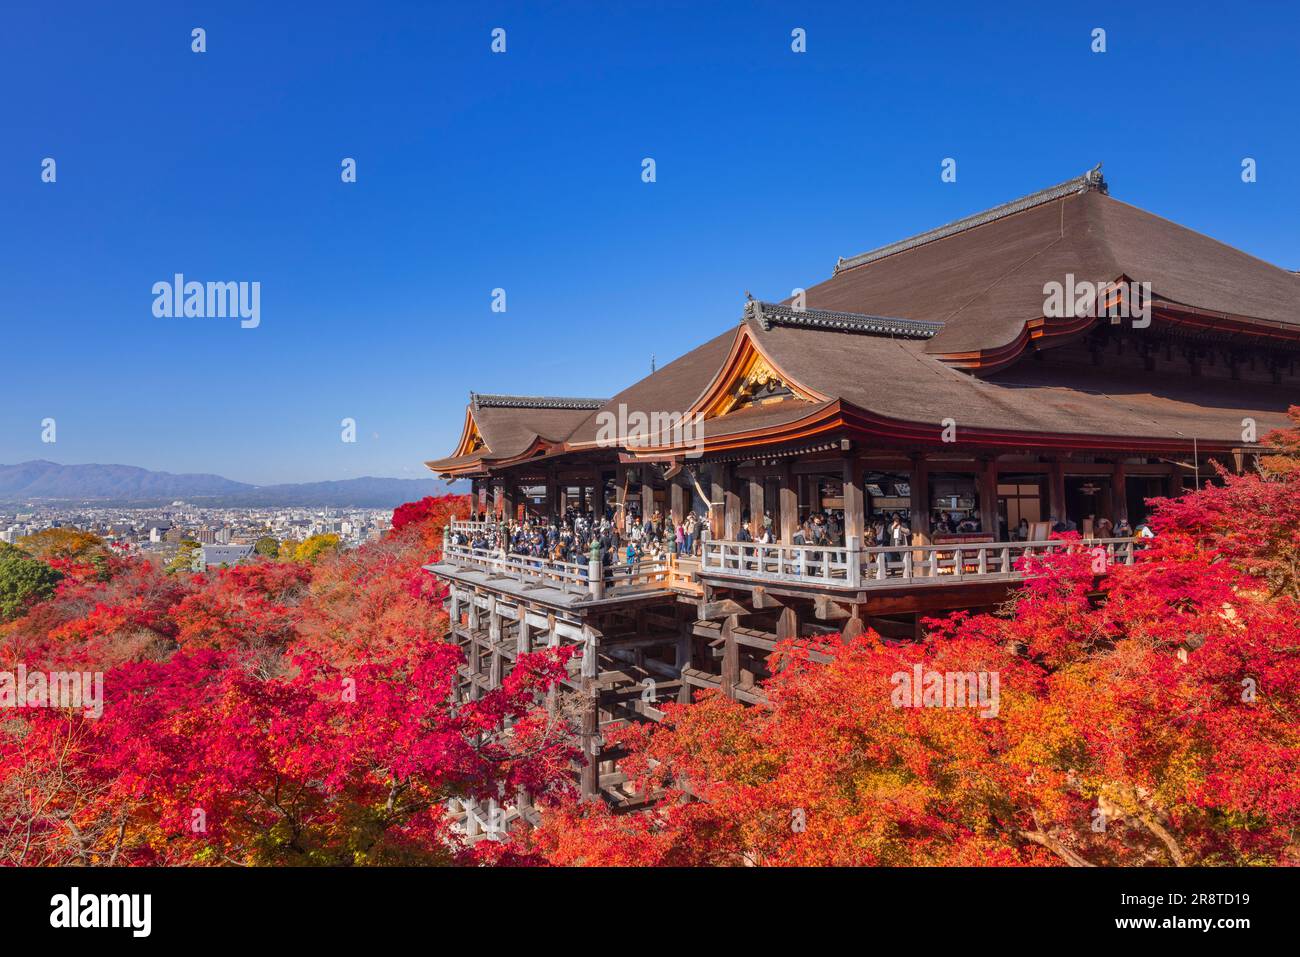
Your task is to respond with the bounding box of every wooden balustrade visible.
[699,537,1140,587]
[442,543,671,595]
[449,519,493,535]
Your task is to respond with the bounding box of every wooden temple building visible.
[424,167,1298,827]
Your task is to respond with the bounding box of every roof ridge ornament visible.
[470,393,608,411]
[746,300,942,339]
[834,164,1108,275]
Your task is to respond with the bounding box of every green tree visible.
[165,540,202,575]
[253,536,280,558]
[0,549,63,622]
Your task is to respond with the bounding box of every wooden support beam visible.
[676,613,693,704]
[978,457,999,539]
[720,614,740,700]
[747,474,764,537]
[488,596,502,689]
[516,606,531,656]
[592,467,605,518]
[709,464,726,541]
[699,598,749,620]
[1111,459,1128,524]
[544,467,558,521]
[723,463,741,540]
[489,648,502,690]
[777,606,799,641]
[1048,457,1067,526]
[641,468,655,525]
[813,595,851,621]
[1165,465,1182,499]
[842,603,865,641]
[501,482,515,523]
[842,452,865,545]
[579,622,602,801]
[910,454,930,546]
[751,585,785,610]
[580,687,600,800]
[778,460,797,545]
[614,464,628,533]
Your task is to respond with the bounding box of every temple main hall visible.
[425,167,1297,818]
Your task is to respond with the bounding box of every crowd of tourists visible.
[448,505,712,571]
[447,503,1154,573]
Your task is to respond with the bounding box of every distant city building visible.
[2,503,389,557]
[193,543,254,572]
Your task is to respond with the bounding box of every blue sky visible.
[2,0,1297,483]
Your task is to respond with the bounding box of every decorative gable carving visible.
[700,332,820,420]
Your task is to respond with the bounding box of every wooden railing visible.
[440,543,671,597]
[449,518,493,535]
[699,537,1141,587]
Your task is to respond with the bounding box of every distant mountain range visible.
[0,461,467,508]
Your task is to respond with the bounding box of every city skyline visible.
[4,1,1298,483]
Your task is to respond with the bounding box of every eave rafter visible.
[935,274,1300,374]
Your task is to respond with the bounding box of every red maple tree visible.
[521,418,1300,866]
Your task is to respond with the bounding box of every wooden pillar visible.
[978,457,999,539]
[1111,459,1128,526]
[492,483,504,520]
[778,461,797,544]
[488,596,502,690]
[723,464,741,539]
[580,690,600,800]
[1164,465,1181,499]
[544,468,558,521]
[720,614,740,700]
[747,474,764,538]
[1048,458,1067,526]
[909,454,930,545]
[641,468,655,526]
[777,605,799,641]
[544,613,559,714]
[842,453,865,545]
[516,606,531,657]
[842,603,865,641]
[709,464,726,540]
[670,475,685,527]
[466,597,481,699]
[500,480,515,523]
[580,624,601,800]
[614,464,628,533]
[675,610,693,704]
